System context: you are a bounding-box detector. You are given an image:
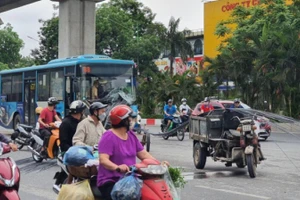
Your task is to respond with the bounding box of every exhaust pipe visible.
[27,145,41,157]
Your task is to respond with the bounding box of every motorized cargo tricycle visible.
[189,109,265,178]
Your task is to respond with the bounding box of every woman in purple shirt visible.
[97,105,157,200]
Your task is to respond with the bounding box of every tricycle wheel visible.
[146,133,150,152]
[236,159,246,168]
[177,128,185,141]
[193,142,207,169]
[246,154,257,178]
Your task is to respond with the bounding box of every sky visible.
[0,0,204,57]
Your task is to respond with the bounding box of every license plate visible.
[242,125,251,131]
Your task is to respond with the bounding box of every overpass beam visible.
[52,0,102,58]
[0,0,40,13]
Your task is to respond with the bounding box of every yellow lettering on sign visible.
[155,60,168,66]
[30,84,35,90]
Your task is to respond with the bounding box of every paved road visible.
[4,127,300,200]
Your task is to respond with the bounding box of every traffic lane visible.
[3,127,300,200]
[148,126,300,200]
[5,148,59,200]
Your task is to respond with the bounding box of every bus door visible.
[24,79,36,126]
[65,76,75,115]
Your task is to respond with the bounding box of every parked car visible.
[192,100,271,140]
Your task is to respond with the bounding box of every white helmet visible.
[181,98,187,102]
[69,100,87,114]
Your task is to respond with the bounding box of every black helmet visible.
[48,97,59,106]
[89,102,108,115]
[69,100,87,114]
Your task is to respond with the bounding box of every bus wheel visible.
[13,115,21,130]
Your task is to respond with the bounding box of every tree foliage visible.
[31,17,59,65]
[95,0,166,73]
[0,24,23,68]
[205,0,300,117]
[164,17,194,76]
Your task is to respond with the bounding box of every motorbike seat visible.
[33,129,42,138]
[19,124,34,131]
[229,129,241,137]
[89,176,102,198]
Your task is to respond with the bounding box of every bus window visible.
[38,72,50,101]
[12,75,22,102]
[50,70,63,100]
[1,76,12,101]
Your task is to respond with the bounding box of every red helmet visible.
[109,105,133,125]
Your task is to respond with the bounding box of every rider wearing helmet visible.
[38,97,61,149]
[97,105,157,200]
[200,97,214,114]
[73,102,107,147]
[164,99,179,130]
[60,100,87,152]
[230,98,243,108]
[53,100,87,188]
[179,98,193,122]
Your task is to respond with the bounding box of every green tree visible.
[31,17,59,65]
[15,56,36,68]
[0,24,23,68]
[206,0,300,116]
[164,17,193,76]
[95,0,166,73]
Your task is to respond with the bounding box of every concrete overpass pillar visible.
[52,0,102,58]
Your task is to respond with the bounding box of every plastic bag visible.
[163,168,180,200]
[63,146,94,166]
[56,179,94,200]
[111,171,143,200]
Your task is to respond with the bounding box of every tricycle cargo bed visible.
[189,115,223,142]
[189,109,246,141]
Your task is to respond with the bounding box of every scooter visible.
[11,124,35,150]
[161,114,186,141]
[55,158,174,200]
[0,142,21,200]
[27,121,61,162]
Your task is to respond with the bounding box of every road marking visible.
[195,185,271,199]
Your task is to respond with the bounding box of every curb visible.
[141,119,161,126]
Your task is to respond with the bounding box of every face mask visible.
[98,112,106,121]
[183,102,187,105]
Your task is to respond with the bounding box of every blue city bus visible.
[0,54,136,131]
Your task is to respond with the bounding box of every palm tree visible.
[164,17,194,76]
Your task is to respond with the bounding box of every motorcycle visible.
[11,124,36,150]
[191,109,265,178]
[0,142,21,200]
[230,116,265,178]
[161,114,185,141]
[27,121,61,162]
[55,158,173,200]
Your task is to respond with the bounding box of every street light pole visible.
[27,36,39,42]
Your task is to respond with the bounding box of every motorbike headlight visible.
[139,165,167,175]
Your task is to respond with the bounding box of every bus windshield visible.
[77,63,136,101]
